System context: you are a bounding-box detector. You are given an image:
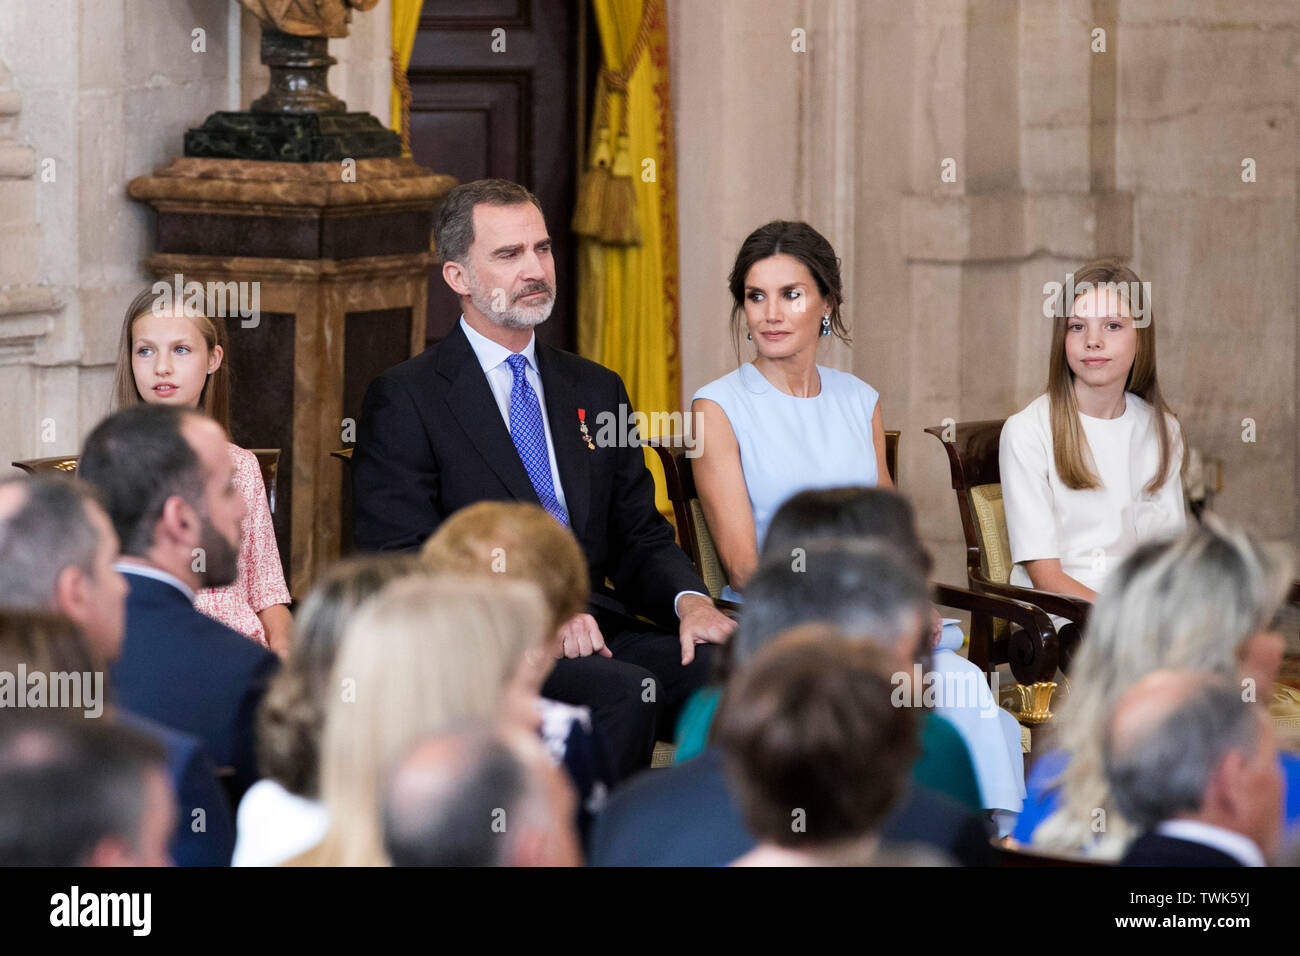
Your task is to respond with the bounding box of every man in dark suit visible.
[79,406,279,801]
[352,179,734,779]
[1106,670,1281,867]
[0,473,237,865]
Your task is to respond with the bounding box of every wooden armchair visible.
[923,420,1091,678]
[12,449,283,514]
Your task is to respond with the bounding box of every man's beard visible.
[197,516,241,589]
[466,267,555,331]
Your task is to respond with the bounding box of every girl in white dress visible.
[1000,258,1186,606]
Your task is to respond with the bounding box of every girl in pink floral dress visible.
[112,287,293,655]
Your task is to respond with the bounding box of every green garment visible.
[672,685,983,812]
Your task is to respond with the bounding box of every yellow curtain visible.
[576,0,680,512]
[391,1,424,153]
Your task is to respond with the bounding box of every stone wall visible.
[670,0,1300,577]
[0,0,392,464]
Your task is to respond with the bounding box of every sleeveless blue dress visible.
[692,362,880,601]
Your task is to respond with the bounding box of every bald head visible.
[1104,669,1281,854]
[383,728,579,867]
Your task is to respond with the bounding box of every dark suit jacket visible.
[118,709,236,867]
[352,322,706,628]
[587,746,994,866]
[1120,831,1247,867]
[111,571,279,797]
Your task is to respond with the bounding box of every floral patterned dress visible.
[195,443,291,646]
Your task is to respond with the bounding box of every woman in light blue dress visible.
[691,220,891,604]
[687,220,1025,831]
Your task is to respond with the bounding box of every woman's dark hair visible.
[707,488,934,687]
[257,554,422,797]
[761,486,933,577]
[727,220,850,356]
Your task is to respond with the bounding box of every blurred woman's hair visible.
[0,609,105,717]
[760,486,932,577]
[420,501,589,634]
[304,574,549,866]
[257,554,421,798]
[1033,517,1291,858]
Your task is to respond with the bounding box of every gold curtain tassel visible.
[600,132,642,246]
[572,127,614,237]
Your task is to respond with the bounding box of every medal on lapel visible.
[578,408,595,450]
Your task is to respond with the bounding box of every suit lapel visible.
[436,324,540,505]
[537,345,590,538]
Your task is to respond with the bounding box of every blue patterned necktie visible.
[505,353,569,526]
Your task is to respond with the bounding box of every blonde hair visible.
[306,574,548,866]
[421,502,588,634]
[1046,258,1182,493]
[1032,517,1291,858]
[258,554,422,798]
[111,286,232,431]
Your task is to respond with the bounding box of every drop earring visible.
[746,331,752,341]
[820,314,831,336]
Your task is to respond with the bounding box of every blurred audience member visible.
[590,541,993,866]
[0,474,127,663]
[421,501,613,826]
[384,727,581,867]
[1106,670,1281,867]
[0,474,234,865]
[233,554,419,866]
[753,486,1021,826]
[716,627,917,865]
[294,575,549,865]
[79,406,279,798]
[1021,519,1294,858]
[0,715,175,866]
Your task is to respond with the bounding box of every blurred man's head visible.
[0,716,175,866]
[735,540,930,674]
[715,627,917,861]
[1105,669,1283,858]
[0,475,127,662]
[78,406,245,591]
[383,728,580,867]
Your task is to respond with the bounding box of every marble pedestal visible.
[128,157,455,596]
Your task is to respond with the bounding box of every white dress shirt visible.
[459,317,703,619]
[1155,819,1266,866]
